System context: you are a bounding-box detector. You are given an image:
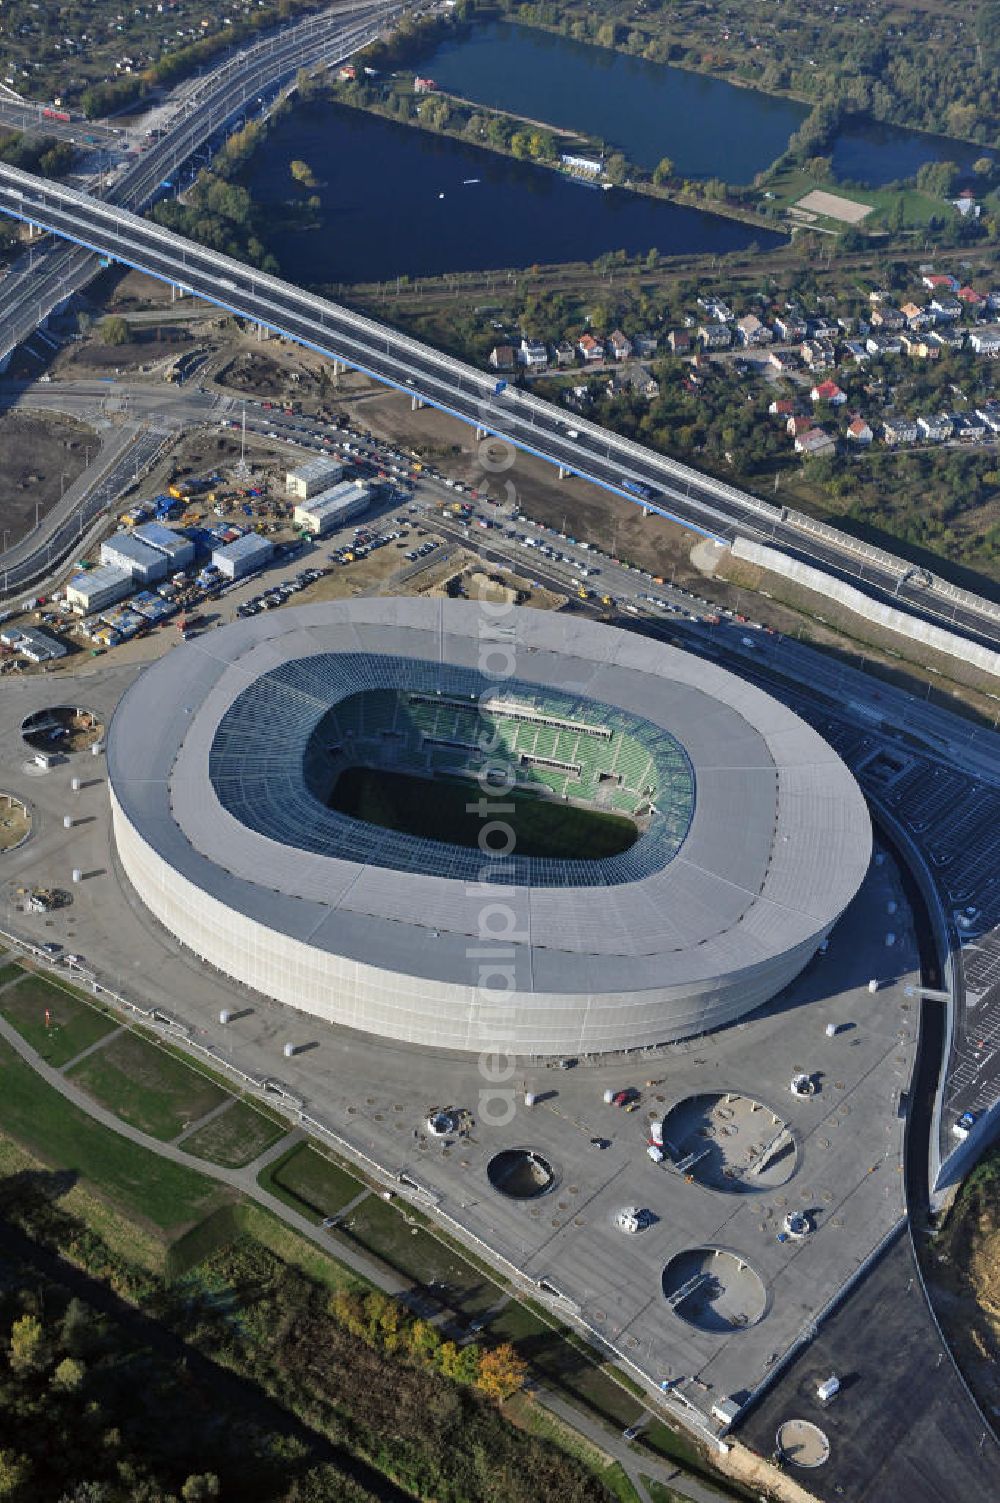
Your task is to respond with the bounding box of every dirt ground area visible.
[0,409,98,545]
[426,560,565,613]
[0,795,30,852]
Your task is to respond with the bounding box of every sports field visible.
[329,766,637,859]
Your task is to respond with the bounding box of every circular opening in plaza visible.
[0,793,31,852]
[662,1247,767,1332]
[660,1092,798,1193]
[22,705,104,755]
[487,1148,557,1200]
[776,1419,830,1468]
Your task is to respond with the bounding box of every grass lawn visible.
[260,1141,365,1220]
[67,1028,231,1141]
[759,165,942,229]
[506,1392,641,1502]
[0,1037,231,1233]
[329,765,637,859]
[182,1098,285,1167]
[641,1478,688,1503]
[0,971,118,1067]
[338,1192,505,1315]
[0,962,24,988]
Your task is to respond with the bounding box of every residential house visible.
[518,338,548,369]
[866,332,902,357]
[970,327,1000,357]
[928,296,962,321]
[786,415,813,438]
[698,323,732,350]
[633,333,659,357]
[952,414,987,443]
[640,373,660,399]
[846,416,873,445]
[882,418,919,445]
[800,338,836,370]
[488,345,516,371]
[900,301,928,326]
[578,333,604,362]
[773,315,807,343]
[957,286,984,308]
[608,329,633,361]
[697,296,733,322]
[555,341,576,366]
[987,290,1000,313]
[921,273,959,292]
[809,319,840,341]
[976,401,1000,434]
[667,329,691,355]
[768,398,795,417]
[736,313,773,346]
[810,379,847,405]
[842,340,871,365]
[794,427,836,457]
[900,332,940,360]
[870,305,905,331]
[768,350,798,373]
[917,413,954,442]
[928,326,965,352]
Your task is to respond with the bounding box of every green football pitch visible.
[329,766,637,860]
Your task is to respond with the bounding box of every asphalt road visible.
[0,0,399,370]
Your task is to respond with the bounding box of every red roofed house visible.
[769,398,795,417]
[787,415,813,437]
[921,273,958,292]
[846,416,873,445]
[578,333,604,362]
[795,427,836,457]
[958,286,984,306]
[811,379,847,405]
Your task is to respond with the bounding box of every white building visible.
[286,455,345,500]
[212,533,274,580]
[293,480,371,538]
[101,531,170,585]
[66,564,132,614]
[131,520,196,570]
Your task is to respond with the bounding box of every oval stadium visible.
[107,598,871,1055]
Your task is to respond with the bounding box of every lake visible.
[414,21,807,180]
[831,119,988,188]
[239,101,784,284]
[414,20,987,189]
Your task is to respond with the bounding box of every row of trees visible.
[0,1168,613,1503]
[329,1287,528,1400]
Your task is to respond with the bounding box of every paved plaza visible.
[1,660,919,1439]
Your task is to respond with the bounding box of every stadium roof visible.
[107,599,871,998]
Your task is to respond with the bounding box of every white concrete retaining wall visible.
[731,537,1000,679]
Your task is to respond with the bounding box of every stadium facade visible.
[108,599,871,1055]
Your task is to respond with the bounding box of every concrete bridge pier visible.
[410,393,424,411]
[558,465,568,480]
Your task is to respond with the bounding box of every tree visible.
[510,131,533,159]
[50,1356,85,1393]
[181,1476,220,1502]
[289,159,317,187]
[973,156,995,178]
[475,1342,528,1401]
[604,152,629,185]
[99,315,129,347]
[8,1314,47,1375]
[915,160,959,198]
[652,157,674,187]
[0,1451,30,1500]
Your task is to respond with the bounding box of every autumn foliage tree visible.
[475,1342,528,1402]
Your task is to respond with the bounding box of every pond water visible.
[415,20,808,180]
[240,101,784,283]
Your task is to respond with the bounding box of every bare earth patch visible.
[795,189,872,224]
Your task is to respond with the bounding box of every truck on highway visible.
[621,478,659,502]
